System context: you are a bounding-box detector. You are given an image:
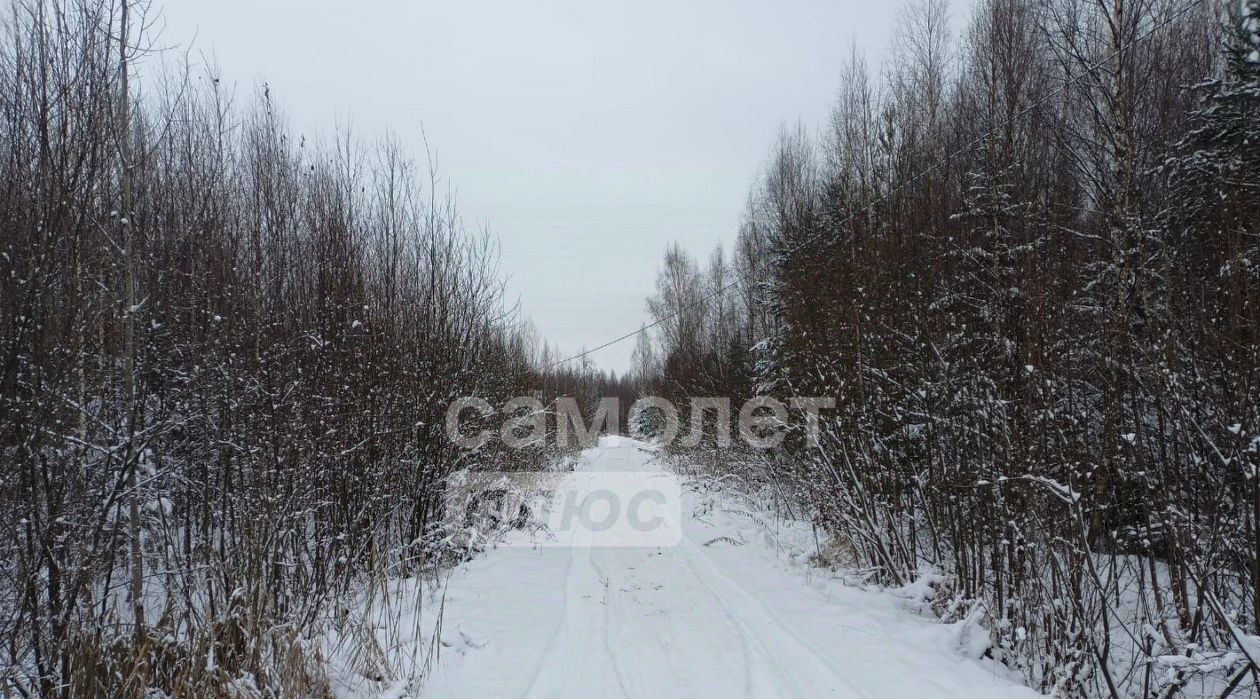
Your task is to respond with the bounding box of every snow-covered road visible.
[418,437,1040,698]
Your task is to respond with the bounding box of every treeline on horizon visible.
[634,0,1259,695]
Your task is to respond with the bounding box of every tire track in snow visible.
[516,543,575,697]
[669,536,860,698]
[521,518,633,698]
[683,536,863,689]
[424,437,1041,699]
[588,546,647,699]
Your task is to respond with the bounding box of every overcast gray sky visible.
[159,0,947,374]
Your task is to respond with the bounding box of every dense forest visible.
[634,0,1260,695]
[4,0,1260,696]
[0,0,623,694]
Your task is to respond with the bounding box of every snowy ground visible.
[334,436,1041,698]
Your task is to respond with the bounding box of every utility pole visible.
[118,0,145,634]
